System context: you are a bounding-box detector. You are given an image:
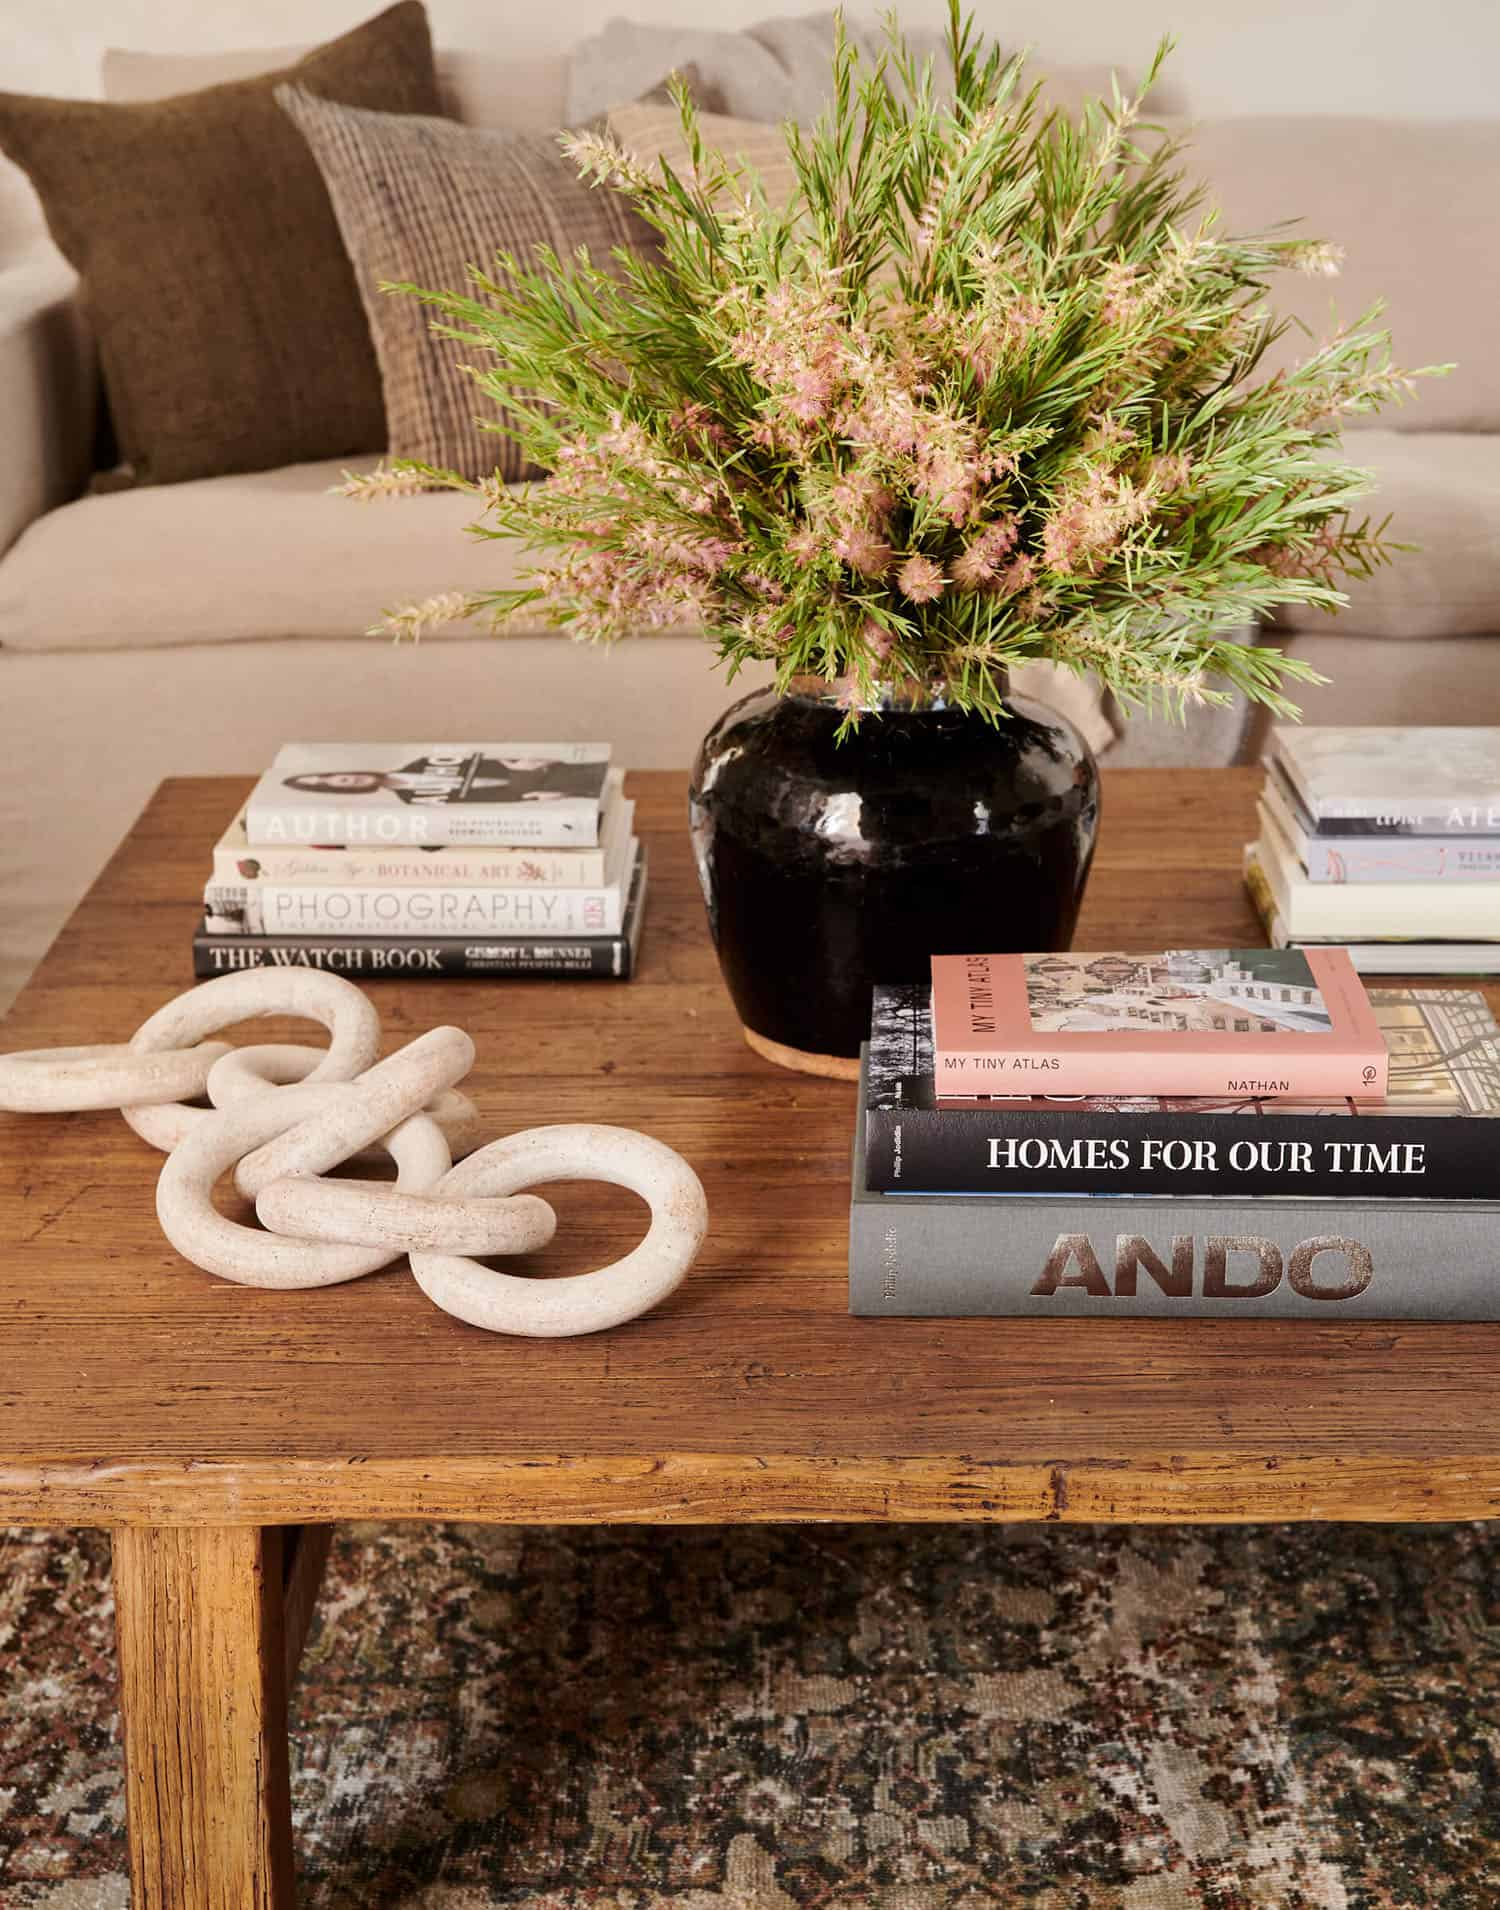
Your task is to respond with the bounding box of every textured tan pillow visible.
[278,88,659,484]
[0,2,441,486]
[606,101,803,211]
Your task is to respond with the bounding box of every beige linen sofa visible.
[3,33,1499,1011]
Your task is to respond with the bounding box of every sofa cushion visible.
[1268,432,1500,641]
[0,458,519,650]
[103,44,569,136]
[0,2,442,487]
[278,88,658,485]
[1241,635,1500,768]
[0,453,1116,753]
[1177,115,1496,433]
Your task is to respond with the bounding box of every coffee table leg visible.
[113,1524,296,1909]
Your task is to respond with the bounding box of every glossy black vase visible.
[689,682,1101,1075]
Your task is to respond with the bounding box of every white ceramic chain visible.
[0,970,707,1337]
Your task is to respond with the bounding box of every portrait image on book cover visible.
[281,753,599,807]
[1020,949,1335,1036]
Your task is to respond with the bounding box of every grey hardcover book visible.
[849,1049,1500,1320]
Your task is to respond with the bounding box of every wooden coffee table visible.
[4,767,1500,1906]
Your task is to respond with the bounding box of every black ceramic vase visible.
[689,680,1100,1076]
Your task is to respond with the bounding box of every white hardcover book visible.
[1269,725,1500,832]
[244,743,612,847]
[216,773,630,885]
[1314,943,1500,975]
[210,841,639,937]
[1246,844,1500,975]
[1262,770,1500,883]
[1258,808,1500,940]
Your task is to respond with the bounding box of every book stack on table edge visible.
[194,743,645,979]
[1244,725,1500,975]
[848,949,1500,1319]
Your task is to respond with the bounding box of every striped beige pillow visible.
[277,86,658,483]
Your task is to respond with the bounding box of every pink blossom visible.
[1098,260,1143,326]
[788,365,836,421]
[1041,466,1151,575]
[951,516,1020,590]
[897,553,946,603]
[830,470,895,525]
[1150,452,1193,494]
[834,673,864,712]
[786,525,822,562]
[833,524,894,579]
[993,553,1038,599]
[859,616,895,660]
[668,401,731,451]
[741,605,797,650]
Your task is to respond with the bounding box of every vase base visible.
[742,1025,860,1082]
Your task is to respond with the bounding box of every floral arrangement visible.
[348,5,1444,729]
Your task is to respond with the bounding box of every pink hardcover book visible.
[929,947,1389,1102]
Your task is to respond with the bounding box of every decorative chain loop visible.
[0,970,707,1337]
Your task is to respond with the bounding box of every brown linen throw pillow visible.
[0,3,441,485]
[277,87,659,484]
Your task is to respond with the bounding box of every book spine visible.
[1243,848,1291,947]
[209,883,623,937]
[192,931,634,980]
[863,1105,1497,1201]
[211,844,611,885]
[932,1047,1386,1102]
[243,799,601,849]
[849,1191,1500,1318]
[1301,835,1500,884]
[1287,808,1500,838]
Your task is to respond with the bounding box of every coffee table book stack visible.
[1245,725,1500,975]
[850,954,1500,1320]
[195,742,645,979]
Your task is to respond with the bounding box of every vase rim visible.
[784,672,1009,714]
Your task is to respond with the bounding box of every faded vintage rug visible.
[1,1519,1497,1907]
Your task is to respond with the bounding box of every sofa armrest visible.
[0,241,97,559]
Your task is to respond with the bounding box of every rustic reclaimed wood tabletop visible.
[3,767,1499,1906]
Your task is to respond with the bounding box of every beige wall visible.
[7,0,1499,118]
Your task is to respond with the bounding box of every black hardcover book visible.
[193,851,647,980]
[865,980,1500,1202]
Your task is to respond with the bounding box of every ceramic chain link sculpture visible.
[0,970,708,1337]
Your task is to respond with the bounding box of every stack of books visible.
[849,948,1500,1319]
[194,742,646,979]
[1245,725,1500,975]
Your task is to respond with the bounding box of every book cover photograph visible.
[930,947,1387,1100]
[244,743,613,847]
[866,981,1500,1200]
[1020,948,1334,1033]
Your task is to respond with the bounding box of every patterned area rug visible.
[2,1520,1497,1907]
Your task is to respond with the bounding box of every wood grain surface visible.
[4,769,1500,1527]
[113,1524,295,1908]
